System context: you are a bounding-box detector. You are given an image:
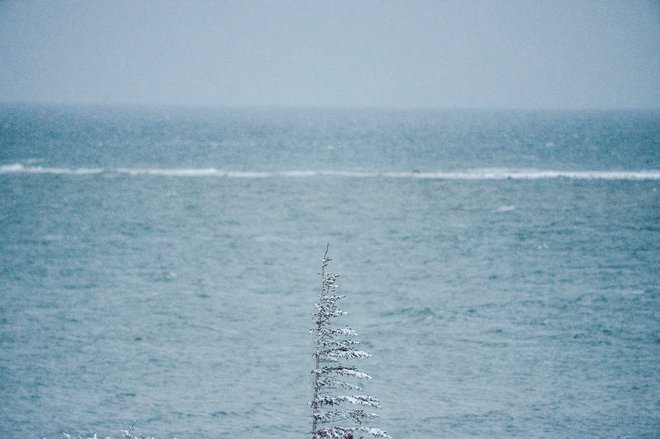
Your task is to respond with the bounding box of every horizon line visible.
[1,100,659,113]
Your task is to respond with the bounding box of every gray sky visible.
[0,0,658,109]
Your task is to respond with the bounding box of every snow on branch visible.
[310,247,390,439]
[314,394,381,408]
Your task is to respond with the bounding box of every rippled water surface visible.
[0,106,658,438]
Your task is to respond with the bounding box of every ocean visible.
[0,105,658,438]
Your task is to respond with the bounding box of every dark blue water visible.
[0,105,658,438]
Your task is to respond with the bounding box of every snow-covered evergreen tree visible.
[310,247,390,439]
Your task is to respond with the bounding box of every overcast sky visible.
[0,0,658,109]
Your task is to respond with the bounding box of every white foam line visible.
[398,170,660,180]
[116,167,222,177]
[1,163,659,180]
[0,163,104,175]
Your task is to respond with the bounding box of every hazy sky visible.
[0,0,658,109]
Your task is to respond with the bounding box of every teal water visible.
[0,106,658,438]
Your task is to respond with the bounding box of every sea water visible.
[0,105,658,438]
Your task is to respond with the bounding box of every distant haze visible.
[0,0,658,109]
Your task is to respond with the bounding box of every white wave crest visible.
[116,167,222,177]
[0,163,104,175]
[1,163,659,180]
[403,169,660,180]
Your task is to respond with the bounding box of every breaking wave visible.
[1,163,659,180]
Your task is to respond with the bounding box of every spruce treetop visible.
[310,247,390,439]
